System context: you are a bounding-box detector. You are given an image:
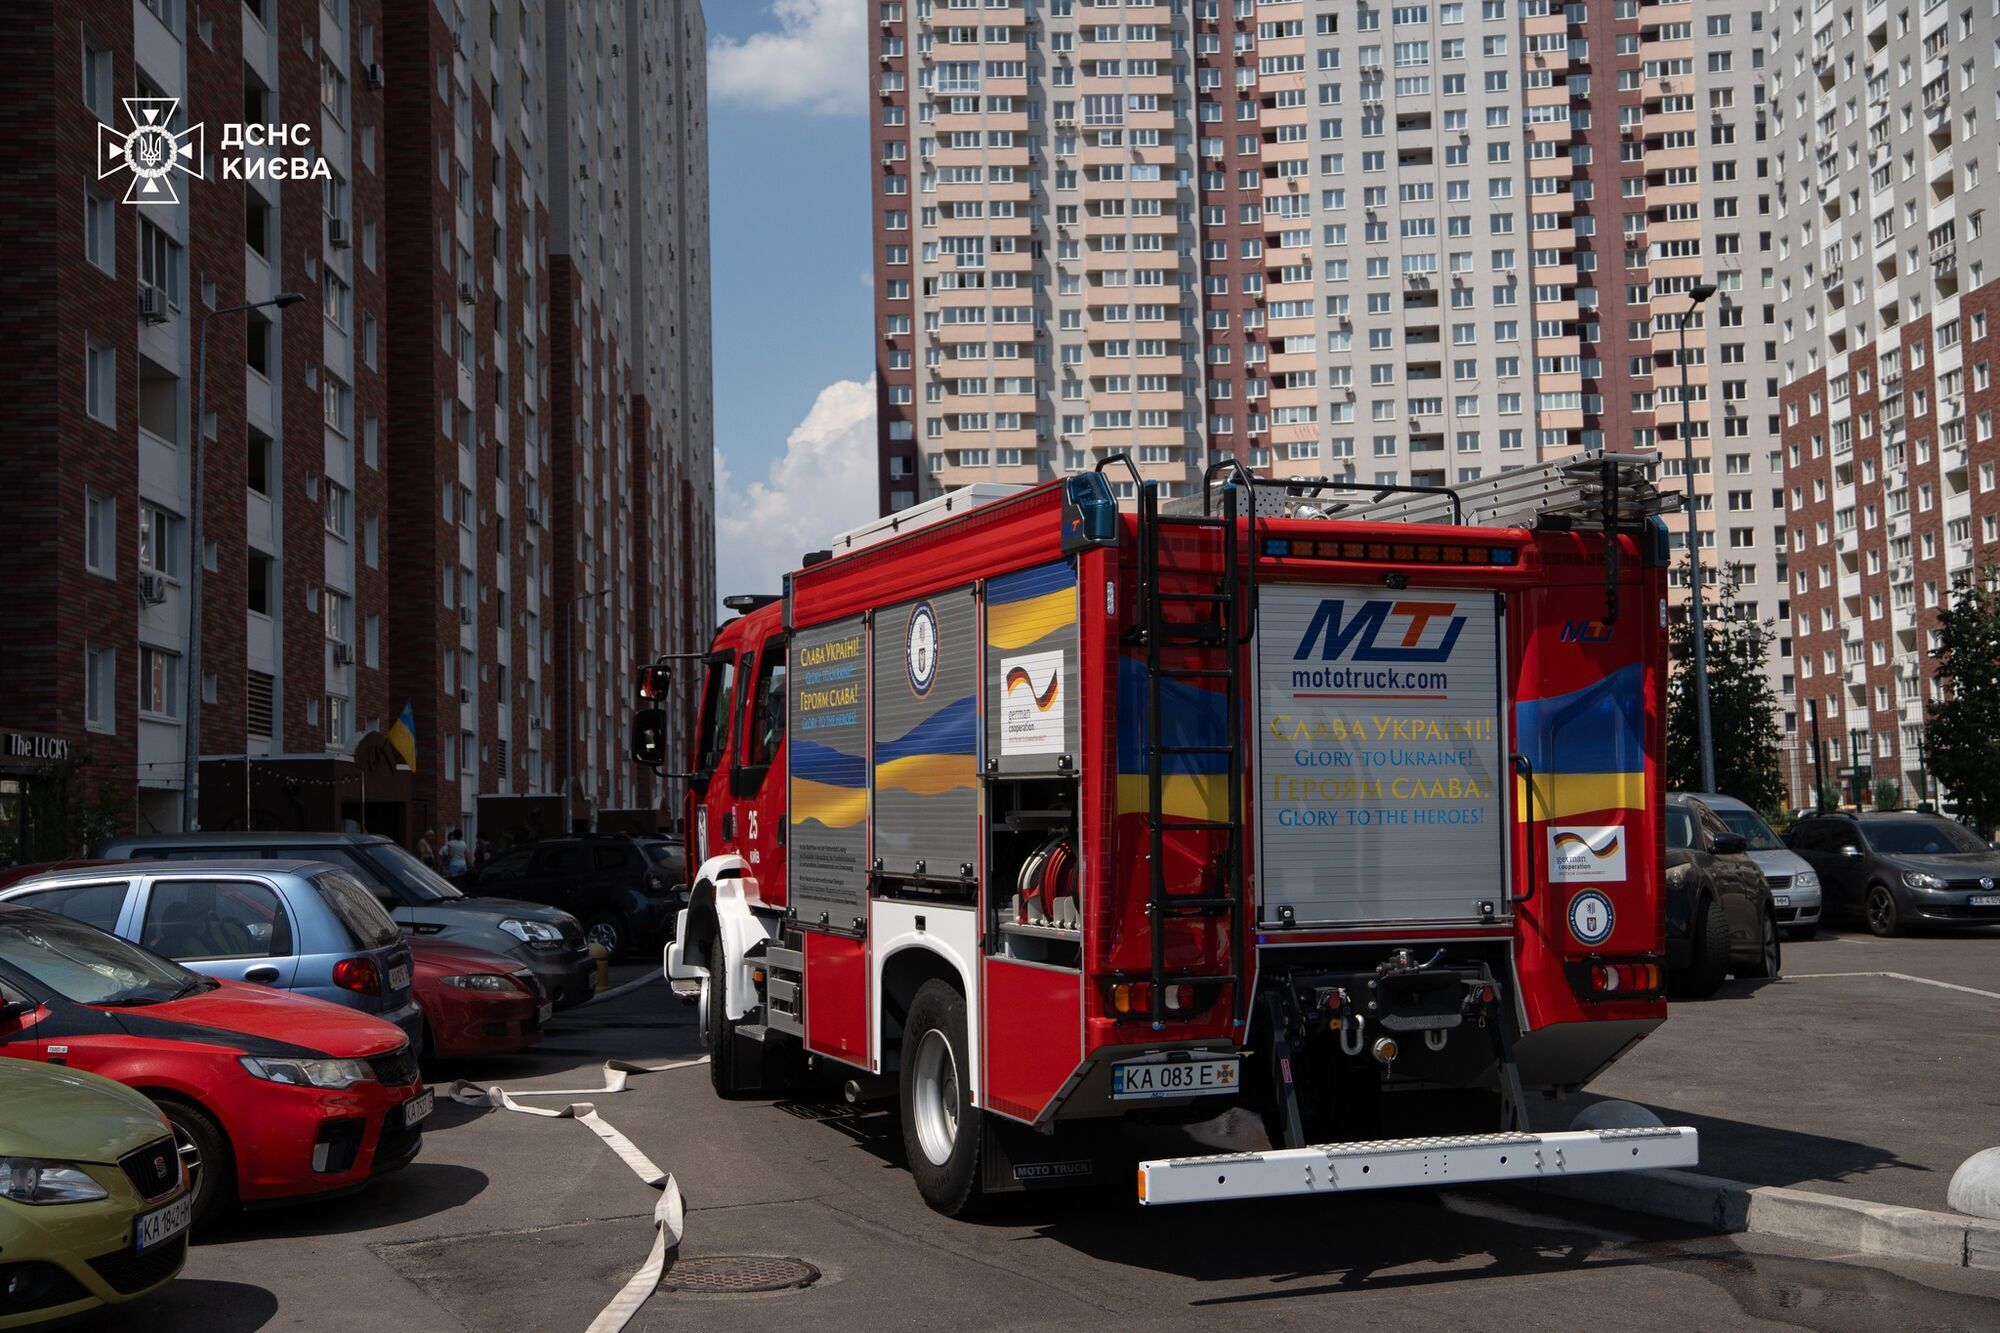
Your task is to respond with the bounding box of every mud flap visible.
[980,1118,1105,1194]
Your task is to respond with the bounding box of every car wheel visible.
[899,980,984,1217]
[157,1097,234,1233]
[1671,895,1730,999]
[584,913,628,960]
[703,943,741,1098]
[1741,909,1782,980]
[1865,883,1902,937]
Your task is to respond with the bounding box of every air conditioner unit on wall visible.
[138,285,169,324]
[138,572,167,604]
[332,641,354,665]
[328,217,349,248]
[365,63,384,89]
[459,687,472,703]
[459,605,473,625]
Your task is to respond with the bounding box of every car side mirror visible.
[1711,832,1748,855]
[0,987,34,1019]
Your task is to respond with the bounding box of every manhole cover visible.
[661,1256,821,1295]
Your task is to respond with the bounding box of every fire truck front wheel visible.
[900,980,984,1216]
[703,947,743,1097]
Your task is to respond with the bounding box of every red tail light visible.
[1584,962,1661,995]
[333,957,381,993]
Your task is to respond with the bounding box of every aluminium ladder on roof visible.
[1171,453,1685,532]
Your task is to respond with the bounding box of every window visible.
[139,645,180,719]
[324,588,351,644]
[11,882,129,933]
[323,374,351,434]
[139,879,292,960]
[81,31,113,121]
[324,480,350,538]
[84,190,114,273]
[85,644,114,732]
[85,489,115,576]
[138,503,182,579]
[85,337,115,425]
[322,268,350,330]
[742,645,788,769]
[248,550,274,616]
[326,696,348,749]
[139,220,183,308]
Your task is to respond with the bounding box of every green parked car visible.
[0,1056,190,1328]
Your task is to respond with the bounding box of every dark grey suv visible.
[94,833,597,1007]
[1782,811,2000,936]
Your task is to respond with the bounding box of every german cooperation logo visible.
[98,97,329,207]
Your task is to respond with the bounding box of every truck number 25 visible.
[747,809,759,842]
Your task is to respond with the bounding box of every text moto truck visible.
[632,456,1698,1214]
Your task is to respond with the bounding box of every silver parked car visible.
[1691,794,1823,940]
[0,861,423,1043]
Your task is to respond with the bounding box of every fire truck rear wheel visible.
[900,980,984,1216]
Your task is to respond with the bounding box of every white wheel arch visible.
[665,854,780,1023]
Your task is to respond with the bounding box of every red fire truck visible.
[632,456,1697,1214]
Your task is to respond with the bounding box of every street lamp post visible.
[563,587,610,833]
[1678,281,1719,794]
[182,291,304,832]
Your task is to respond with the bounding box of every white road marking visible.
[1782,971,2000,1001]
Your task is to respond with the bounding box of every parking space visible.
[57,959,2000,1331]
[1573,925,2000,1210]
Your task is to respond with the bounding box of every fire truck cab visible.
[641,457,1697,1214]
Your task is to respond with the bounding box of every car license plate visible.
[1773,894,1791,907]
[402,1088,435,1127]
[1971,895,2000,907]
[388,963,410,991]
[1111,1057,1240,1101]
[537,1002,553,1025]
[134,1193,192,1254]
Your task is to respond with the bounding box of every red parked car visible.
[0,904,430,1229]
[409,940,551,1060]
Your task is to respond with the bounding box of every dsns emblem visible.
[905,601,939,696]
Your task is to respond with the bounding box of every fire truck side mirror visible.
[1060,472,1120,552]
[636,662,673,704]
[630,707,669,767]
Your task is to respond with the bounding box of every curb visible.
[1536,1168,2000,1270]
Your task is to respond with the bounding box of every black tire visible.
[1672,895,1730,999]
[156,1097,233,1234]
[898,980,984,1217]
[583,912,628,960]
[702,943,740,1097]
[1741,909,1782,980]
[1865,882,1902,937]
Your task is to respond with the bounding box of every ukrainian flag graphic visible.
[1117,655,1232,821]
[987,562,1077,650]
[791,739,867,830]
[1512,664,1647,821]
[875,696,978,796]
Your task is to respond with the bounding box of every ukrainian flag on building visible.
[388,701,418,771]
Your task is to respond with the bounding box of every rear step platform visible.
[1135,1125,1697,1205]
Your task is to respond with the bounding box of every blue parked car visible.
[0,860,422,1044]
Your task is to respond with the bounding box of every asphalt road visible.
[71,960,2000,1333]
[1578,923,2000,1210]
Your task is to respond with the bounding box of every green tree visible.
[1927,566,2000,835]
[1665,561,1786,812]
[0,750,131,863]
[1873,778,1900,812]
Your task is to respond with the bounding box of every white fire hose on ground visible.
[446,1051,706,1330]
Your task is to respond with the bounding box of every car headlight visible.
[238,1055,373,1089]
[1902,870,1948,890]
[499,918,563,944]
[0,1158,108,1205]
[440,973,519,992]
[1790,870,1820,891]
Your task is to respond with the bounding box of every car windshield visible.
[1715,808,1785,851]
[360,843,464,902]
[1665,810,1695,850]
[640,842,678,866]
[0,909,206,1006]
[1864,818,1990,855]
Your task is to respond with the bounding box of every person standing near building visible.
[442,828,470,881]
[416,828,437,870]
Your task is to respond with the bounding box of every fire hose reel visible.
[1017,834,1079,930]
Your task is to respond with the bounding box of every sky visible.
[705,1,882,602]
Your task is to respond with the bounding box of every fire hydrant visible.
[588,941,611,994]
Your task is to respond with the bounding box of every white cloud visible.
[709,0,866,116]
[715,378,880,603]
[858,268,874,289]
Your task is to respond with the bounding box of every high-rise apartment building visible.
[0,0,709,856]
[1772,0,1999,807]
[869,0,1793,788]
